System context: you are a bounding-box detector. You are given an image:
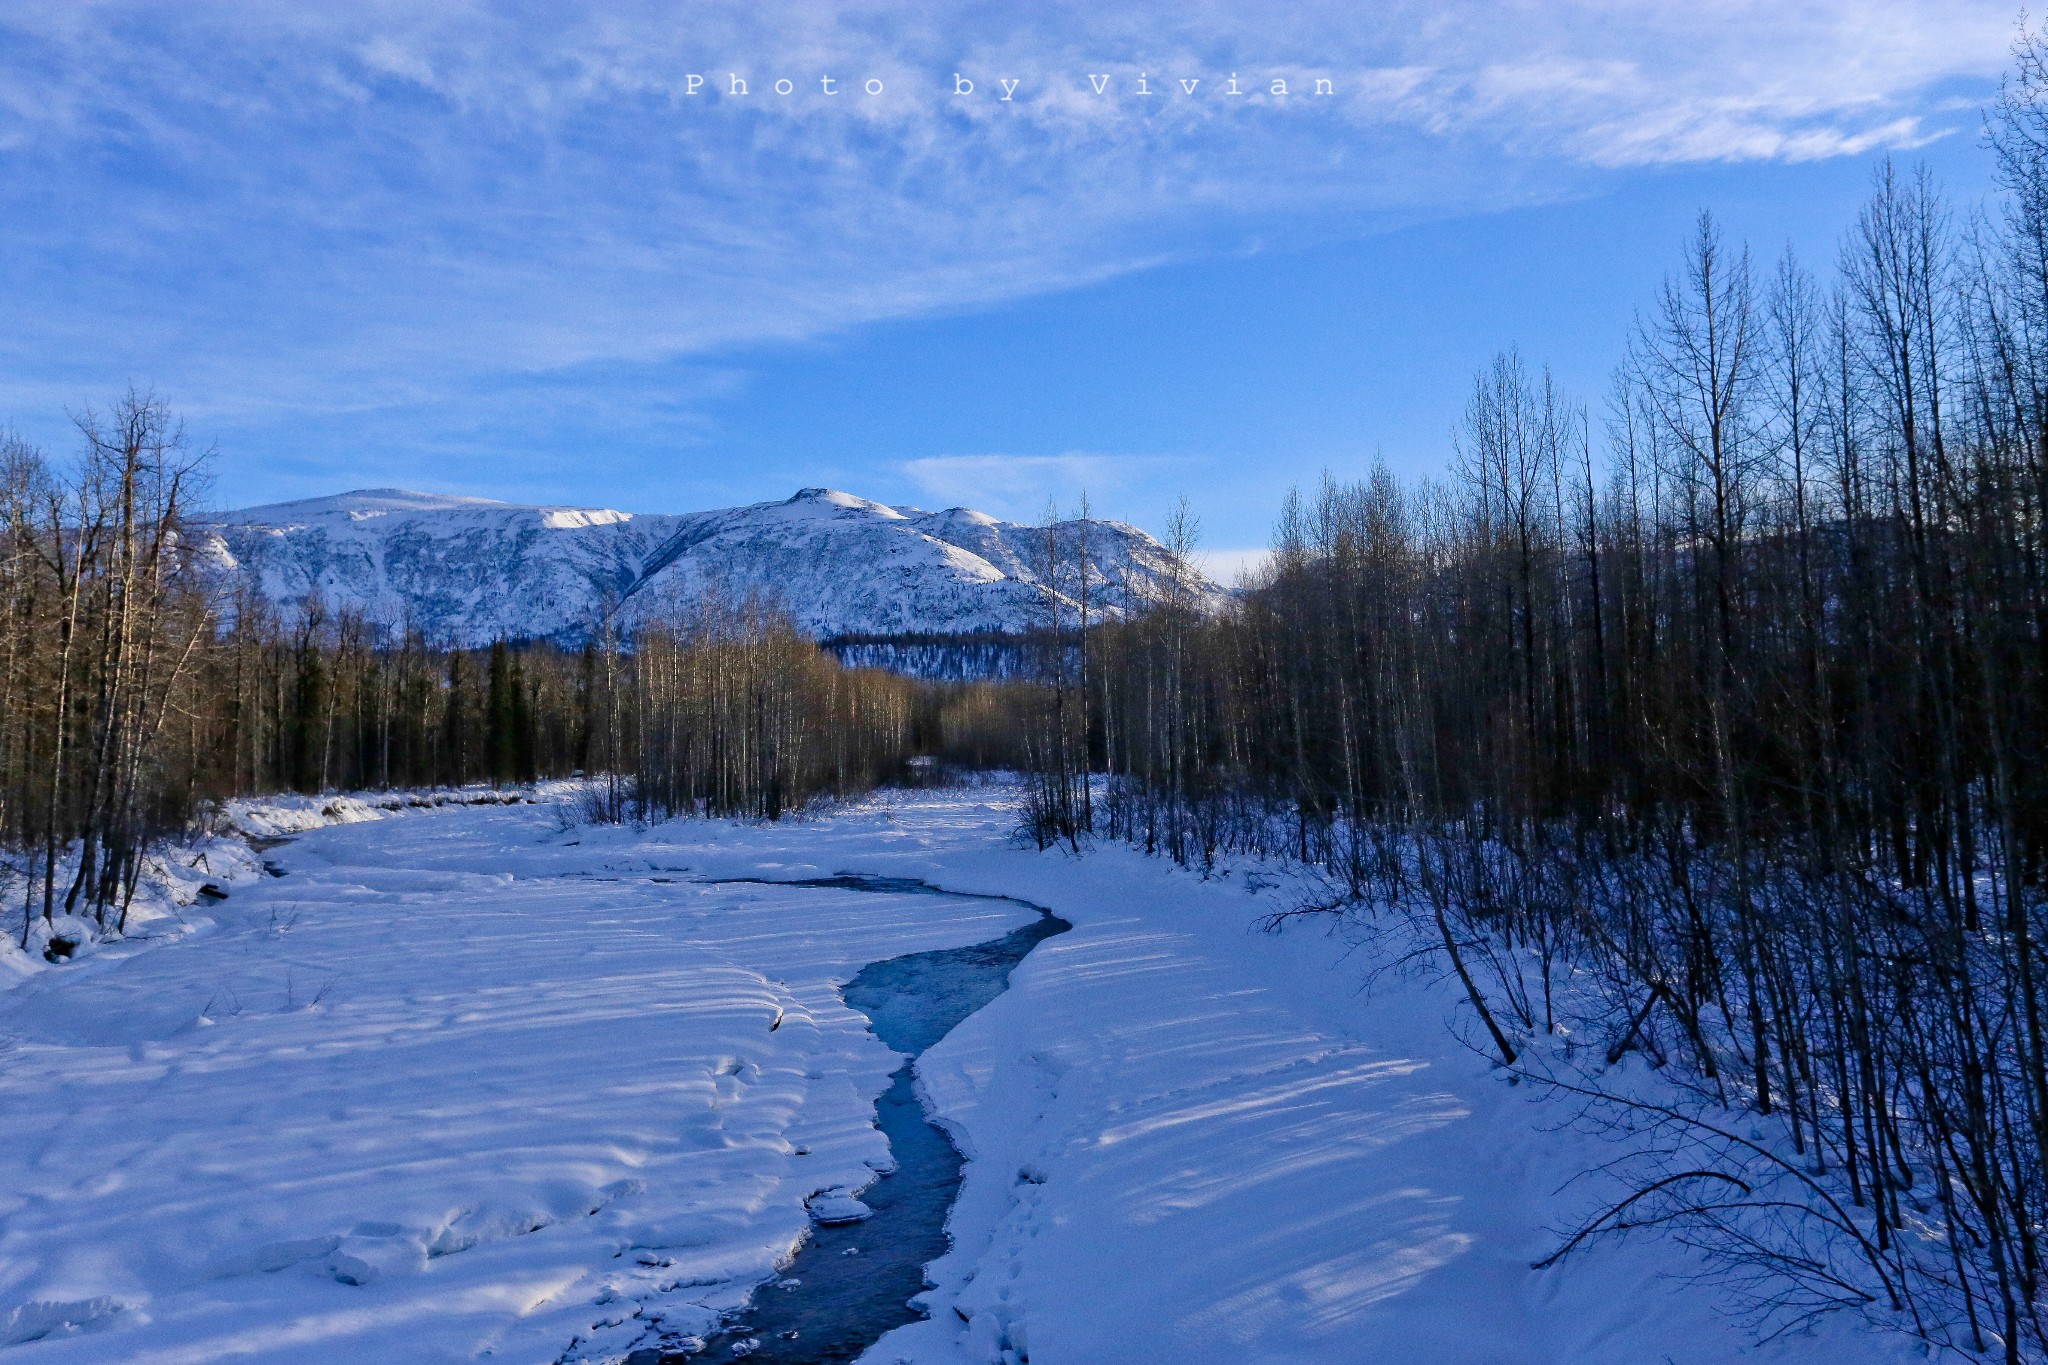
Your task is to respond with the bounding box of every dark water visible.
[643,877,1068,1365]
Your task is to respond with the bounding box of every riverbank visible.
[0,785,1920,1363]
[0,792,1033,1362]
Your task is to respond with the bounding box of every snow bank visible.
[0,828,266,984]
[219,785,544,839]
[217,791,397,838]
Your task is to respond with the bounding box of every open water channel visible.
[635,876,1068,1365]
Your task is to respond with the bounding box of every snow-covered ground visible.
[1,788,534,981]
[0,786,1919,1363]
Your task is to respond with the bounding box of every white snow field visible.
[0,787,1917,1364]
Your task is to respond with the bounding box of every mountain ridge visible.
[197,486,1216,647]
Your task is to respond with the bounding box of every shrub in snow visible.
[28,915,97,964]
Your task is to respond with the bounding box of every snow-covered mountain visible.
[198,487,1216,646]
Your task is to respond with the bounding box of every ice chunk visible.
[806,1193,872,1225]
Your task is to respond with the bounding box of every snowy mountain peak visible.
[781,488,910,521]
[214,488,525,525]
[198,486,1219,646]
[927,507,1002,529]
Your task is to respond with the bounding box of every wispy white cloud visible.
[0,1,2018,447]
[901,452,1184,523]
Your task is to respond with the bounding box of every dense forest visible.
[1014,44,2048,1363]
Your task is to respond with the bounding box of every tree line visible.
[585,592,928,824]
[1022,42,2048,1363]
[0,411,958,941]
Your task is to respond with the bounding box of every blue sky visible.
[0,2,2020,562]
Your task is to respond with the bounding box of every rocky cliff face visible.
[199,487,1216,645]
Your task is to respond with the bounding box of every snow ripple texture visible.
[0,788,1921,1364]
[0,799,1035,1363]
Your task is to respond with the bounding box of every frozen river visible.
[0,787,1912,1364]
